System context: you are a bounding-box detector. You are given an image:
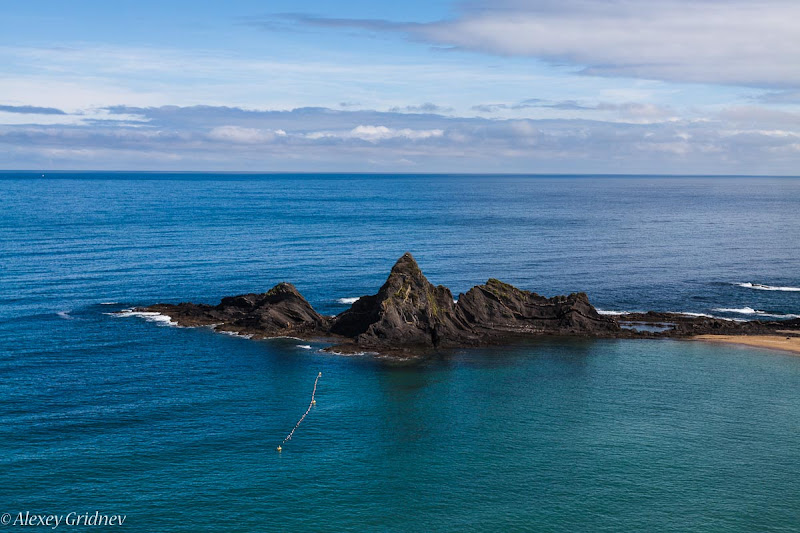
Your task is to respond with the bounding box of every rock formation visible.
[141,282,329,338]
[455,278,619,338]
[330,252,477,349]
[134,252,799,355]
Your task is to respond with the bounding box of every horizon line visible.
[2,170,800,179]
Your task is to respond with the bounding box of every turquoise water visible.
[1,174,800,531]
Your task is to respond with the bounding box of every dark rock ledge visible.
[136,253,800,355]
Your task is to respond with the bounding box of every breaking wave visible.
[714,307,761,315]
[109,309,179,326]
[713,307,800,319]
[338,296,458,305]
[216,329,253,339]
[736,282,800,292]
[599,309,732,320]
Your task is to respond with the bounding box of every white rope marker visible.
[277,372,322,452]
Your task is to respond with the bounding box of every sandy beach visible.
[694,335,800,355]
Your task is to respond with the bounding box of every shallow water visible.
[1,173,799,531]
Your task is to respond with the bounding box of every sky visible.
[1,0,799,174]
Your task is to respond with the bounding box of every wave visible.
[599,307,795,320]
[296,345,313,350]
[736,282,800,292]
[677,312,714,318]
[99,301,119,305]
[713,307,800,319]
[325,349,377,357]
[221,331,253,339]
[216,329,253,339]
[714,306,761,315]
[56,310,74,320]
[599,309,731,320]
[597,309,631,316]
[109,309,178,326]
[338,296,458,305]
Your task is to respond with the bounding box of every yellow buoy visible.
[276,445,282,452]
[311,399,316,405]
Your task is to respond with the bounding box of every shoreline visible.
[692,335,800,355]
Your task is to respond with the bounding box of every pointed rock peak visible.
[390,252,423,278]
[265,282,300,297]
[330,252,470,346]
[262,282,310,304]
[486,278,519,291]
[218,282,308,310]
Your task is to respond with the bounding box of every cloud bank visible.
[2,104,798,174]
[284,0,800,88]
[0,104,66,115]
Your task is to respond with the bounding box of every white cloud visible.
[301,0,800,88]
[350,125,444,142]
[307,125,444,142]
[207,125,286,144]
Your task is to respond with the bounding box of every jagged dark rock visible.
[134,253,800,355]
[330,252,477,349]
[620,311,800,337]
[455,278,620,337]
[139,282,330,338]
[330,255,619,351]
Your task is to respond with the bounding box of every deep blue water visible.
[1,173,799,532]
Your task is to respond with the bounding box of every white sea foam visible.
[736,282,800,292]
[677,312,714,318]
[714,306,760,315]
[217,330,253,339]
[56,311,74,320]
[713,307,800,319]
[296,345,312,350]
[338,296,458,305]
[324,349,376,357]
[110,309,179,326]
[677,311,740,321]
[99,302,119,305]
[770,313,800,319]
[600,309,732,320]
[597,309,631,316]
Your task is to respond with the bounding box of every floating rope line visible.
[277,372,322,452]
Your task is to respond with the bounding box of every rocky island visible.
[136,253,800,355]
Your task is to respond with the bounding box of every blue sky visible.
[1,0,799,173]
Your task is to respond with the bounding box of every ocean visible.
[1,173,799,531]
